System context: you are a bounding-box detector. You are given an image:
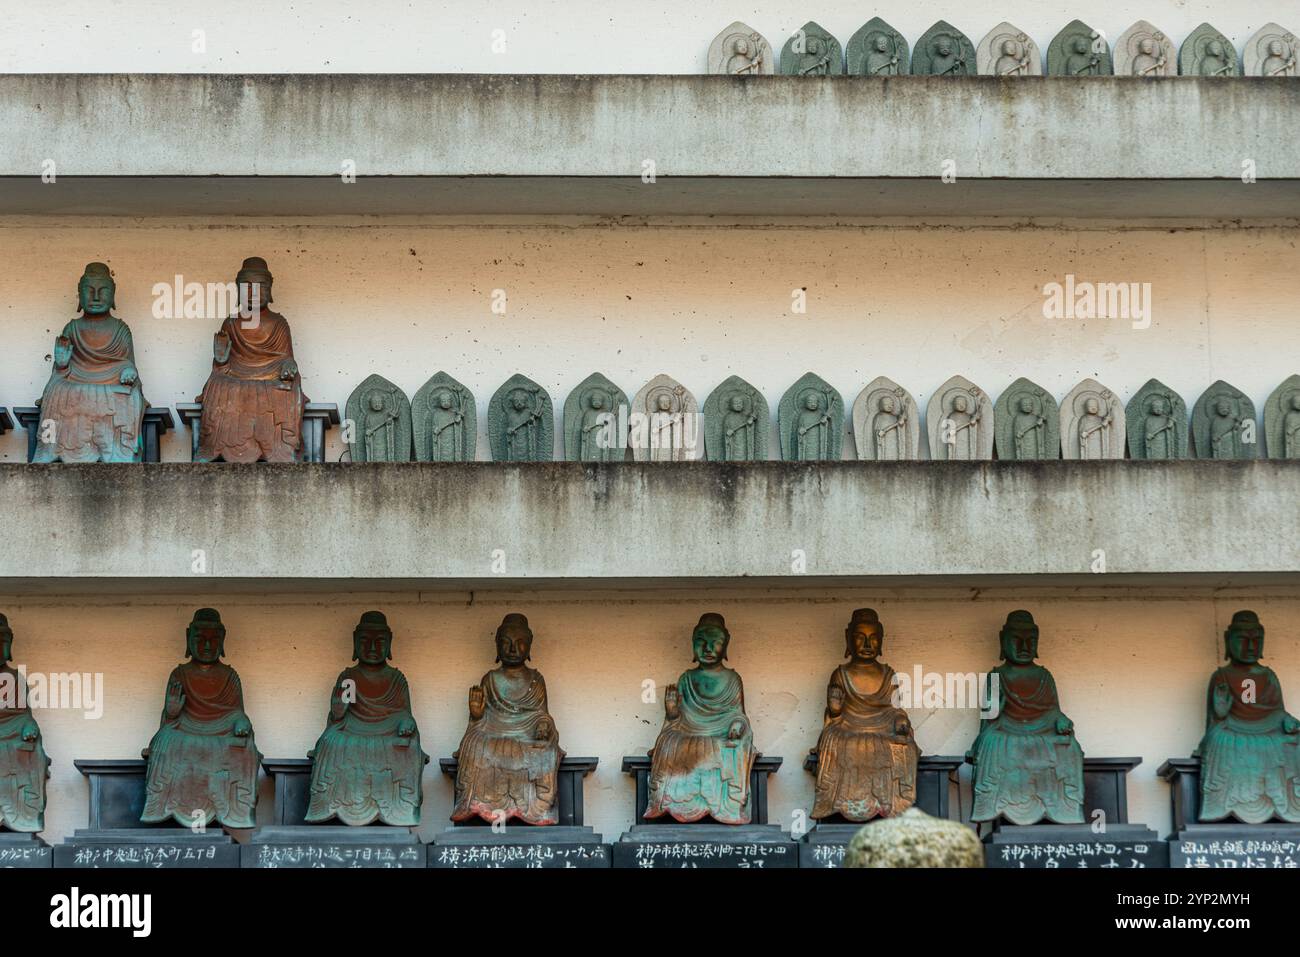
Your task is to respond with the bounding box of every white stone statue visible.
[708,21,775,75]
[926,375,993,461]
[1061,379,1125,460]
[1244,23,1298,77]
[852,377,922,461]
[976,22,1041,76]
[630,373,701,461]
[1115,21,1175,76]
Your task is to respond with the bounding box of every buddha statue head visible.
[880,395,896,415]
[691,612,730,666]
[729,395,746,413]
[236,256,273,310]
[1224,610,1264,665]
[77,261,115,316]
[1019,395,1034,414]
[844,608,884,661]
[803,392,820,412]
[999,609,1039,665]
[185,608,227,664]
[656,393,673,413]
[0,613,12,665]
[352,610,393,664]
[1149,397,1166,416]
[494,613,533,666]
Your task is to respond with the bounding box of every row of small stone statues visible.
[709,18,1297,77]
[1,607,1293,834]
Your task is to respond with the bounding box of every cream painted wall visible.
[1,219,1296,463]
[2,584,1296,844]
[0,2,1295,73]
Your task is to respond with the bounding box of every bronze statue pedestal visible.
[16,406,175,463]
[52,759,241,868]
[799,753,963,868]
[429,755,609,868]
[1159,758,1300,868]
[0,830,51,868]
[176,402,339,463]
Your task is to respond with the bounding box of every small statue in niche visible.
[344,374,412,462]
[1196,611,1300,824]
[811,609,919,822]
[1245,24,1298,76]
[707,22,773,75]
[0,614,50,833]
[968,610,1085,826]
[1125,378,1188,460]
[1115,21,1174,76]
[645,613,756,824]
[34,262,149,463]
[413,372,475,462]
[927,375,993,461]
[977,23,1041,76]
[1047,20,1111,75]
[1061,379,1124,460]
[912,21,975,76]
[778,372,843,461]
[306,611,427,826]
[779,22,843,76]
[1263,375,1300,459]
[1179,23,1238,76]
[852,377,920,461]
[488,374,553,462]
[141,609,260,828]
[564,372,628,462]
[195,257,307,463]
[703,375,768,462]
[994,378,1059,460]
[451,614,565,825]
[846,18,908,76]
[1192,381,1256,460]
[631,374,700,462]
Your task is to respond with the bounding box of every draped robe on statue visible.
[971,664,1084,824]
[142,662,260,828]
[813,664,918,820]
[453,667,563,825]
[35,316,145,463]
[1199,664,1300,824]
[307,665,426,826]
[645,667,755,824]
[197,312,305,463]
[0,666,49,832]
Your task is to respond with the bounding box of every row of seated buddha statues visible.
[17,262,1300,464]
[1,607,1295,835]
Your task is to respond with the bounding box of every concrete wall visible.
[0,2,1293,74]
[4,584,1296,845]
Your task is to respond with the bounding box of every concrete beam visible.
[2,461,1295,584]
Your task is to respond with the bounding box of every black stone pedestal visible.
[799,753,963,868]
[244,825,424,868]
[15,406,174,462]
[1159,757,1300,867]
[176,402,338,462]
[0,830,52,868]
[984,823,1167,868]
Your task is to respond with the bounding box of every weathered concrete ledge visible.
[0,461,1295,584]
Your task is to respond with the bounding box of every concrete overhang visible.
[1,74,1297,219]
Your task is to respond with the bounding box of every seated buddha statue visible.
[452,614,564,825]
[306,611,428,826]
[142,608,261,828]
[644,613,756,824]
[0,614,50,833]
[968,610,1085,825]
[1197,610,1300,823]
[811,608,919,821]
[33,262,147,463]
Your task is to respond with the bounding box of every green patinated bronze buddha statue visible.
[1197,610,1300,823]
[452,614,564,825]
[968,610,1085,825]
[0,614,50,833]
[142,609,261,828]
[645,613,756,824]
[306,611,427,826]
[34,262,148,463]
[811,608,919,821]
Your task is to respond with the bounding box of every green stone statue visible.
[142,609,261,828]
[968,610,1085,825]
[994,377,1059,460]
[780,21,843,75]
[0,615,49,833]
[1192,380,1257,460]
[846,18,908,76]
[563,372,628,462]
[1264,374,1300,459]
[912,21,976,75]
[1179,23,1239,76]
[1046,19,1112,75]
[306,611,427,826]
[1196,611,1300,824]
[451,614,565,825]
[34,262,148,463]
[645,613,756,824]
[778,372,843,461]
[488,374,553,462]
[413,371,475,462]
[345,374,412,462]
[703,375,768,461]
[1126,378,1188,460]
